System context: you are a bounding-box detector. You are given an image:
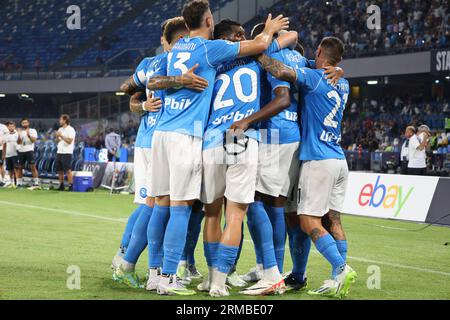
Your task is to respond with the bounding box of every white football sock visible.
[211,269,227,288]
[121,260,135,272]
[263,266,282,283]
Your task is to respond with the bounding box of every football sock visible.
[161,205,192,275]
[182,209,204,265]
[147,205,170,268]
[216,244,239,275]
[123,205,153,264]
[120,205,145,250]
[332,240,348,278]
[204,242,219,268]
[247,201,267,265]
[315,234,346,276]
[287,225,311,281]
[266,205,287,273]
[247,201,277,270]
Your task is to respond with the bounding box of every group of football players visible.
[110,0,357,298]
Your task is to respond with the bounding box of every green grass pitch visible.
[0,189,449,300]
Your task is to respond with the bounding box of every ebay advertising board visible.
[342,172,440,222]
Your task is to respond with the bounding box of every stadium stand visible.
[247,0,449,58]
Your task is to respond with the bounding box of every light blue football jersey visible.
[296,68,350,160]
[133,54,166,149]
[154,37,241,138]
[260,48,310,144]
[203,57,263,150]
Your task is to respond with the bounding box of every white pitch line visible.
[0,200,128,223]
[2,200,449,277]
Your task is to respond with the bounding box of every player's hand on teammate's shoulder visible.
[181,64,209,92]
[324,66,344,86]
[264,14,290,34]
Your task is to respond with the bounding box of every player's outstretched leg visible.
[198,198,223,292]
[113,204,154,288]
[265,204,287,273]
[177,201,204,285]
[240,201,285,296]
[226,222,247,288]
[146,200,170,291]
[111,205,145,269]
[157,201,196,296]
[241,201,265,283]
[300,216,356,298]
[284,212,310,291]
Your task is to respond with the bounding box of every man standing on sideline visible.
[17,118,40,189]
[2,121,20,188]
[400,126,416,175]
[0,122,8,186]
[408,124,430,176]
[55,114,76,191]
[105,128,122,162]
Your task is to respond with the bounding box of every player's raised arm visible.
[146,64,209,91]
[237,14,289,57]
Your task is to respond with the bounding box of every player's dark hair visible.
[5,121,14,126]
[60,114,71,125]
[182,0,210,30]
[213,19,241,39]
[319,37,345,66]
[21,118,29,123]
[295,42,305,56]
[161,19,169,34]
[164,17,188,44]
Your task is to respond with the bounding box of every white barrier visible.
[342,172,440,223]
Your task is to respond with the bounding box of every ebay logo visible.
[358,176,414,217]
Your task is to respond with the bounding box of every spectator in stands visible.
[55,114,76,191]
[400,126,416,174]
[408,125,431,175]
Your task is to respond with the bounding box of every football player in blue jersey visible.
[197,19,298,297]
[231,26,344,294]
[111,17,207,289]
[145,0,290,296]
[254,37,357,298]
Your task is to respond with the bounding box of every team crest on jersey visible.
[139,188,147,198]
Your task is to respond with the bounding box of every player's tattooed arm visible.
[238,14,290,57]
[129,92,146,115]
[147,64,208,92]
[230,87,291,132]
[119,76,144,96]
[257,54,297,83]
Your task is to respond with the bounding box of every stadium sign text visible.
[343,173,439,222]
[431,50,450,74]
[358,176,413,217]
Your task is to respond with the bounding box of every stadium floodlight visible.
[0,93,6,98]
[446,76,450,80]
[115,92,126,96]
[367,80,378,85]
[435,80,440,84]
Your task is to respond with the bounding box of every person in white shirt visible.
[1,121,20,187]
[0,123,8,186]
[408,125,430,176]
[55,114,76,191]
[400,126,416,174]
[17,118,40,189]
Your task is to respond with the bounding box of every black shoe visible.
[284,273,308,291]
[57,184,65,191]
[67,184,73,192]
